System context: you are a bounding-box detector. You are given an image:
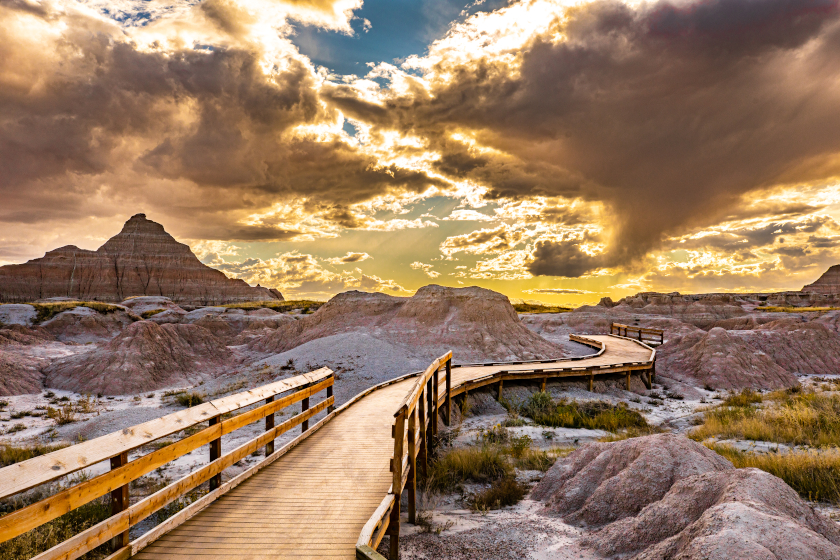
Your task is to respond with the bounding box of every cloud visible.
[410,261,440,278]
[440,224,527,256]
[329,0,840,274]
[325,251,372,264]
[523,288,596,295]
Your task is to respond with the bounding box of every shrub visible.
[174,392,204,408]
[508,434,532,459]
[470,477,527,511]
[513,448,558,471]
[46,404,75,425]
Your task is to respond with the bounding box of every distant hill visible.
[802,264,840,295]
[0,214,283,306]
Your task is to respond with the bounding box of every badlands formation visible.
[2,236,840,558]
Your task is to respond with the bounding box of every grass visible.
[426,446,511,492]
[691,388,840,448]
[173,392,205,408]
[470,477,528,511]
[28,301,125,323]
[220,300,325,313]
[141,309,166,319]
[710,444,840,504]
[512,303,572,314]
[46,404,76,425]
[756,306,840,313]
[521,392,649,432]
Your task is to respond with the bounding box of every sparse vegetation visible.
[521,391,649,432]
[46,404,76,425]
[470,477,528,511]
[426,446,511,492]
[141,308,166,319]
[0,442,68,467]
[710,444,840,504]
[28,301,126,323]
[512,302,572,314]
[756,306,840,313]
[173,392,205,408]
[691,388,840,448]
[220,300,325,313]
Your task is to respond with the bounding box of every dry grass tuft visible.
[426,446,511,492]
[512,303,572,314]
[709,444,840,504]
[140,309,165,319]
[28,301,125,323]
[470,477,528,511]
[220,300,324,313]
[522,391,649,432]
[0,443,68,467]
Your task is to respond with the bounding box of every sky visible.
[3,0,840,304]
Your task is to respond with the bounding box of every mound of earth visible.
[0,304,37,327]
[0,350,42,395]
[120,296,185,315]
[0,214,283,306]
[250,285,563,362]
[599,293,749,328]
[657,327,799,390]
[44,321,233,394]
[41,306,138,344]
[0,324,55,346]
[533,434,732,525]
[803,264,840,295]
[151,306,297,342]
[535,434,840,560]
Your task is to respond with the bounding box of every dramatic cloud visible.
[325,251,372,264]
[410,261,440,278]
[524,288,595,295]
[440,224,528,256]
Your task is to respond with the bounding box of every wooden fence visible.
[610,322,664,345]
[0,368,335,560]
[356,352,453,560]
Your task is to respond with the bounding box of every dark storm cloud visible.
[527,238,604,277]
[329,0,840,276]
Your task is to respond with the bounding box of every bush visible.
[141,309,165,319]
[470,477,527,511]
[46,404,75,425]
[174,392,204,408]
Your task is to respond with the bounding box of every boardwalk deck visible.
[135,335,652,560]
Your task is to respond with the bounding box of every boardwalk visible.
[135,335,652,560]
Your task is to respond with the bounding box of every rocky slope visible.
[0,214,283,306]
[803,264,840,295]
[535,434,840,560]
[250,285,564,363]
[44,321,233,394]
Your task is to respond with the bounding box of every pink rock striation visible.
[0,214,283,307]
[803,264,840,294]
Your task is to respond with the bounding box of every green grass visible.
[691,389,840,448]
[710,444,840,504]
[521,392,649,432]
[28,301,126,323]
[512,303,572,314]
[220,300,325,313]
[425,446,512,492]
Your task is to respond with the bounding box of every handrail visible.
[0,369,335,560]
[610,322,664,345]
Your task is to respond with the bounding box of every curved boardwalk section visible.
[135,334,654,560]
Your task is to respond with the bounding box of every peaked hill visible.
[0,214,282,307]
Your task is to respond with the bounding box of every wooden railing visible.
[611,322,664,345]
[0,368,335,560]
[356,352,453,560]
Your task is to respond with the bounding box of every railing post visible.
[209,416,221,491]
[418,386,427,478]
[407,408,417,524]
[432,367,439,439]
[265,395,275,457]
[445,359,452,426]
[109,451,129,551]
[327,378,335,413]
[390,411,406,560]
[302,393,310,432]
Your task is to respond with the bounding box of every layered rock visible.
[250,285,564,363]
[0,214,283,307]
[45,321,233,394]
[803,264,840,294]
[535,435,840,560]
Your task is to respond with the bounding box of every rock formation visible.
[0,214,283,307]
[803,264,840,294]
[535,434,840,560]
[250,285,564,362]
[45,321,233,394]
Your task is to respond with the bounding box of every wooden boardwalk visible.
[135,335,652,560]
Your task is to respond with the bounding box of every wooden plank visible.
[0,369,333,500]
